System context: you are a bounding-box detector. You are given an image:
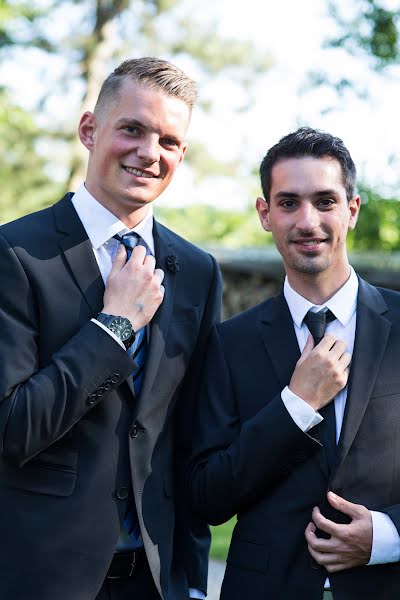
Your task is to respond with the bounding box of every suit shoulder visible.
[0,200,61,246]
[376,286,400,310]
[217,296,275,336]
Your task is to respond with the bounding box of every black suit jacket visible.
[189,277,400,600]
[0,193,221,600]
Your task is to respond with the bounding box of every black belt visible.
[106,548,146,579]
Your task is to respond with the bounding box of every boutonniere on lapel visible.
[166,254,179,273]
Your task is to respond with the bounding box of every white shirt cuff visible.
[189,589,205,599]
[368,511,400,565]
[91,318,125,349]
[281,386,323,432]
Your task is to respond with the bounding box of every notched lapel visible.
[53,194,104,317]
[334,279,390,476]
[256,291,301,389]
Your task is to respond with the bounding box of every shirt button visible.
[130,424,139,438]
[115,487,129,500]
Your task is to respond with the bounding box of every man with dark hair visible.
[0,57,221,600]
[189,127,400,599]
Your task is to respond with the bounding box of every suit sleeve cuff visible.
[281,386,323,432]
[189,589,205,599]
[91,318,125,349]
[368,511,400,564]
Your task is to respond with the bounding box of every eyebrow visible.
[275,189,339,199]
[116,117,182,143]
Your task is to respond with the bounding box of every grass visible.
[209,517,236,561]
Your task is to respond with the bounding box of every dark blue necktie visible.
[303,309,337,470]
[113,232,149,549]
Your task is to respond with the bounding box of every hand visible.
[305,491,372,572]
[289,334,351,411]
[102,244,165,331]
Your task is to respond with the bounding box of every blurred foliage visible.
[155,203,270,249]
[0,89,61,223]
[348,185,400,251]
[327,0,399,68]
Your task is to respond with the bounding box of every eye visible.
[281,199,296,209]
[124,126,140,135]
[161,137,178,148]
[318,198,334,208]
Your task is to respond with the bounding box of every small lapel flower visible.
[166,254,179,273]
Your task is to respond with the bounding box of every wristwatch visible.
[97,313,136,350]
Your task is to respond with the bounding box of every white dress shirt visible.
[281,268,400,566]
[71,184,204,600]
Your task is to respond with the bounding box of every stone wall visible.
[213,247,400,320]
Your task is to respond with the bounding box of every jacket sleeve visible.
[174,254,222,594]
[188,324,320,526]
[0,233,134,466]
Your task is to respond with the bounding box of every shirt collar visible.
[284,266,359,328]
[71,183,155,255]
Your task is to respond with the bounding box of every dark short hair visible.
[94,56,197,115]
[259,127,357,201]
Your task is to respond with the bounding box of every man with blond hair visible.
[0,57,221,600]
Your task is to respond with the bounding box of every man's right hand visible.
[289,334,351,411]
[102,244,165,331]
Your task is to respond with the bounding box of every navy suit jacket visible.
[0,193,221,600]
[190,278,400,600]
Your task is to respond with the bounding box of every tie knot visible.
[303,309,335,346]
[113,233,141,258]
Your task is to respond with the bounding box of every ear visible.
[79,111,97,151]
[178,141,188,166]
[256,196,272,232]
[348,194,361,230]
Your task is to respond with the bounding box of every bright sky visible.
[2,0,400,209]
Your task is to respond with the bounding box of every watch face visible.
[109,317,133,341]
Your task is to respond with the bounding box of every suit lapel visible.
[135,221,177,415]
[256,291,301,388]
[334,278,390,476]
[53,194,105,317]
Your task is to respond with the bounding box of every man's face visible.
[80,79,190,223]
[256,156,360,285]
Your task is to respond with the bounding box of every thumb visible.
[298,334,314,364]
[110,243,127,273]
[327,491,361,519]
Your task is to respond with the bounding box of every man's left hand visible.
[305,491,372,572]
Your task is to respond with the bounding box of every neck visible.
[287,265,351,305]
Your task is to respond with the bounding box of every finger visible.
[299,334,314,361]
[323,338,347,359]
[317,333,337,350]
[110,243,127,272]
[312,506,341,537]
[327,491,362,519]
[154,268,165,284]
[160,284,165,298]
[129,244,147,263]
[338,352,351,370]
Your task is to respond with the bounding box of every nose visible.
[136,135,160,164]
[296,202,320,232]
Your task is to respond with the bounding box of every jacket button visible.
[87,393,97,405]
[111,373,120,383]
[115,487,129,500]
[130,424,139,438]
[96,386,105,397]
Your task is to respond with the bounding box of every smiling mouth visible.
[123,166,157,179]
[291,238,328,250]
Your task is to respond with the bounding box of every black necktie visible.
[303,309,337,470]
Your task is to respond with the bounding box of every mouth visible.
[291,238,328,252]
[122,166,159,179]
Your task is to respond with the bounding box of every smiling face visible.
[79,79,191,227]
[256,156,360,295]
